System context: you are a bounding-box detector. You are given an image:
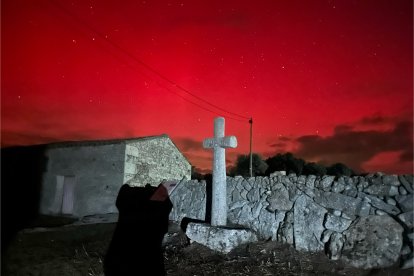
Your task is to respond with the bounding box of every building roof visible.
[2,134,193,166]
[45,134,170,148]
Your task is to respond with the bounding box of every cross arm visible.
[203,136,237,149]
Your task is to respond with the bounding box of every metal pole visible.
[249,118,253,177]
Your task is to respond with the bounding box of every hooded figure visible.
[104,183,173,276]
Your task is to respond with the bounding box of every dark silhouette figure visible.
[104,183,173,276]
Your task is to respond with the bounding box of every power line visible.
[49,0,251,122]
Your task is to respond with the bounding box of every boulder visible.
[341,215,403,269]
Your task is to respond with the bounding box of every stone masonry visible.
[124,136,191,186]
[170,173,414,269]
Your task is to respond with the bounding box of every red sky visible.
[2,0,413,174]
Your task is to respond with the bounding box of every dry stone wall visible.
[169,179,207,223]
[170,173,414,269]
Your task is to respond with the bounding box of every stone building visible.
[39,134,191,217]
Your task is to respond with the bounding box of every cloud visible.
[269,142,287,149]
[294,119,413,173]
[333,125,354,134]
[358,114,394,126]
[171,137,203,152]
[268,136,292,151]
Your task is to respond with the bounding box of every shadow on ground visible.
[2,217,413,276]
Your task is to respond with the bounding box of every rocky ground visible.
[2,216,413,276]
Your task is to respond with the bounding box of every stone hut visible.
[39,134,191,217]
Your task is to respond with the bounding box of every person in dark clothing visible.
[104,183,173,276]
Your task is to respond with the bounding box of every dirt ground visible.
[2,217,413,276]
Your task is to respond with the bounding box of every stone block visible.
[306,175,317,188]
[297,175,306,185]
[266,183,293,212]
[321,229,334,243]
[398,211,414,228]
[246,187,260,202]
[293,195,327,252]
[255,208,279,240]
[382,175,400,186]
[324,213,352,232]
[355,199,371,217]
[332,180,346,193]
[342,184,358,197]
[314,191,362,217]
[385,197,397,206]
[356,180,369,192]
[277,221,294,245]
[358,193,400,216]
[399,175,413,194]
[364,184,399,196]
[185,223,258,254]
[270,171,286,177]
[327,232,345,260]
[400,186,408,195]
[317,175,335,191]
[395,194,414,212]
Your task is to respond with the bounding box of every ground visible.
[2,216,413,276]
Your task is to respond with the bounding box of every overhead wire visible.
[48,0,251,123]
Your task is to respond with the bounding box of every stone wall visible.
[170,173,414,269]
[169,179,207,223]
[124,136,191,186]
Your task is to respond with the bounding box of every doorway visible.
[53,175,76,215]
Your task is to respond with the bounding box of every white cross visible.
[203,117,237,226]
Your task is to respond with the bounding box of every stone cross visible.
[203,117,237,226]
